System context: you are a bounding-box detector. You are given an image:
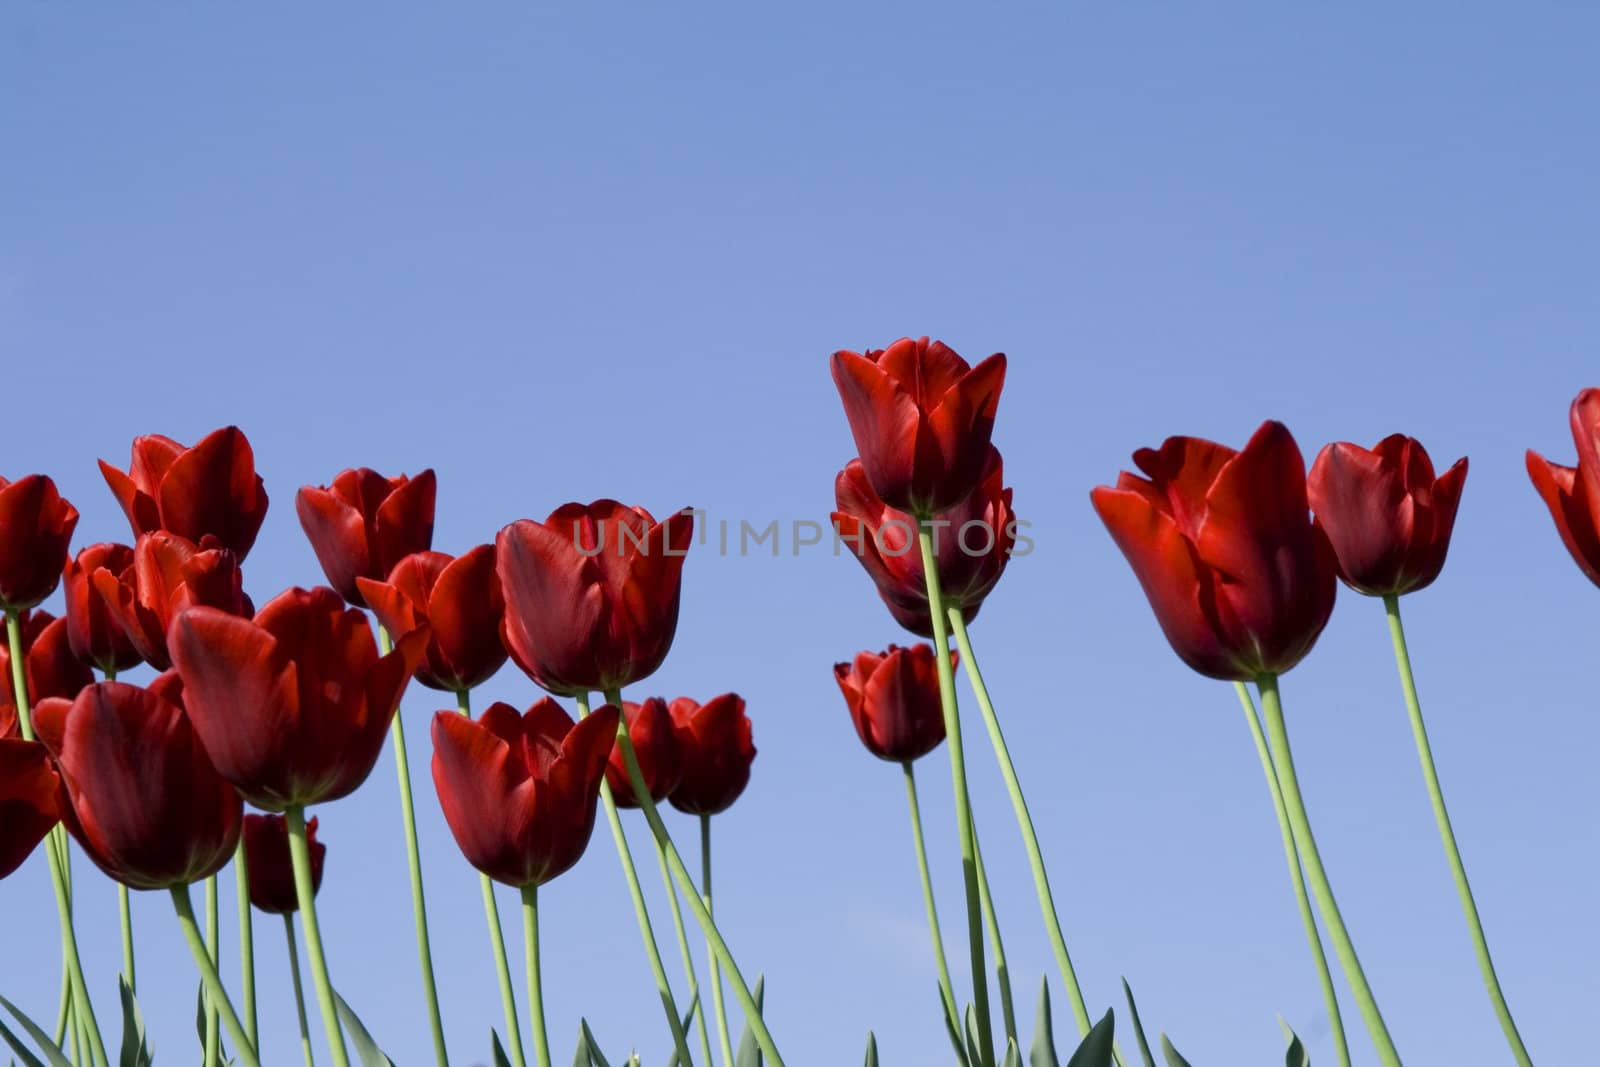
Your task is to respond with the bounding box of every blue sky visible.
[3,3,1597,1064]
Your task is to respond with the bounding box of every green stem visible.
[901,762,963,1046]
[576,691,694,1065]
[170,884,261,1067]
[1233,682,1350,1067]
[376,626,450,1066]
[102,666,138,998]
[603,687,785,1067]
[701,816,735,1067]
[206,875,221,1067]
[1257,675,1400,1066]
[1383,595,1532,1066]
[916,530,995,1067]
[971,835,1017,1047]
[286,805,350,1067]
[283,915,317,1067]
[655,832,715,1067]
[54,961,71,1048]
[235,837,258,1048]
[521,884,554,1067]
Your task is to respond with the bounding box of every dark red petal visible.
[296,486,369,604]
[157,427,268,558]
[1526,450,1600,585]
[831,351,922,511]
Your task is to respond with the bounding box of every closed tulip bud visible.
[356,546,507,693]
[0,739,60,881]
[91,531,251,671]
[99,427,269,560]
[1527,388,1600,586]
[1,611,94,739]
[605,698,683,808]
[62,543,142,674]
[0,474,79,612]
[834,645,950,764]
[667,694,756,817]
[296,468,436,607]
[243,813,325,914]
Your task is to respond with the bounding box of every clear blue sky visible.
[3,4,1596,1064]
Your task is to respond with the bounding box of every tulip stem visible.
[235,837,258,1048]
[458,689,529,1067]
[972,835,1017,1047]
[604,687,786,1067]
[700,816,735,1067]
[655,832,716,1067]
[286,805,350,1067]
[376,626,450,1067]
[284,915,317,1067]
[1257,675,1401,1066]
[520,884,554,1067]
[102,666,138,998]
[1234,682,1350,1067]
[577,691,695,1065]
[1383,596,1533,1066]
[902,762,965,1058]
[170,884,261,1067]
[205,875,221,1067]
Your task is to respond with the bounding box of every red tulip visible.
[61,543,142,674]
[0,739,60,881]
[243,813,324,914]
[666,694,755,817]
[834,645,950,764]
[1,611,94,739]
[604,697,683,808]
[497,501,693,697]
[33,676,242,890]
[1091,421,1337,681]
[1527,389,1600,586]
[90,532,251,671]
[430,698,619,888]
[833,448,1016,637]
[296,468,436,606]
[830,338,1008,517]
[0,474,79,611]
[1308,435,1468,598]
[99,427,269,560]
[355,546,506,693]
[169,586,428,811]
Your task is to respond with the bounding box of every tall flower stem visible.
[286,804,350,1067]
[375,626,449,1066]
[105,665,137,996]
[520,884,554,1067]
[604,687,785,1067]
[170,884,261,1067]
[901,761,962,1039]
[654,832,715,1067]
[283,915,317,1067]
[700,816,735,1067]
[457,689,528,1067]
[971,836,1016,1047]
[575,691,693,1065]
[1233,682,1349,1067]
[1257,675,1400,1066]
[205,876,222,1067]
[1383,596,1532,1066]
[235,837,258,1047]
[916,529,995,1067]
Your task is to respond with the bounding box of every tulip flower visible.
[296,467,436,607]
[604,697,683,808]
[834,449,1016,637]
[61,542,143,674]
[243,813,324,914]
[169,586,428,811]
[1,610,94,739]
[430,697,619,888]
[1308,435,1468,597]
[355,546,506,692]
[498,500,694,696]
[0,474,79,612]
[1091,421,1337,681]
[0,738,60,881]
[834,645,950,764]
[666,694,756,817]
[99,427,269,560]
[1527,388,1600,585]
[91,531,252,671]
[33,676,242,889]
[830,337,1008,517]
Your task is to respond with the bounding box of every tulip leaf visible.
[734,975,766,1067]
[1004,1037,1024,1067]
[491,1029,514,1067]
[1064,1010,1115,1067]
[333,992,397,1067]
[1159,1035,1194,1067]
[117,978,154,1067]
[0,995,70,1067]
[964,1003,984,1067]
[1121,979,1155,1067]
[863,1031,879,1067]
[1279,1019,1310,1067]
[663,989,702,1067]
[937,983,971,1067]
[1028,977,1060,1067]
[570,1024,593,1067]
[0,1013,50,1067]
[580,1020,614,1067]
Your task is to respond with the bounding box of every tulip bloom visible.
[0,739,60,881]
[667,694,756,817]
[833,449,1016,637]
[1091,421,1337,681]
[296,468,437,607]
[356,546,506,692]
[99,427,269,560]
[91,532,251,671]
[243,813,325,914]
[1,611,94,739]
[830,337,1008,516]
[62,543,142,674]
[834,645,950,764]
[169,586,428,811]
[33,677,242,889]
[604,697,683,807]
[0,474,79,611]
[498,501,693,696]
[1308,435,1468,598]
[430,698,619,888]
[1527,388,1600,585]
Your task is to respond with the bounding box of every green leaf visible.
[937,983,971,1067]
[663,989,703,1067]
[491,1029,514,1067]
[1003,1037,1023,1067]
[1064,1010,1115,1067]
[570,1024,592,1067]
[333,992,397,1067]
[734,975,766,1067]
[117,978,154,1067]
[1159,1035,1194,1067]
[580,1020,614,1067]
[0,1014,49,1067]
[863,1031,879,1067]
[964,1004,984,1067]
[1279,1019,1310,1067]
[0,995,71,1067]
[1120,979,1155,1067]
[1028,978,1059,1067]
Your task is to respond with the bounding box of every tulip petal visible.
[157,427,269,558]
[1526,450,1600,585]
